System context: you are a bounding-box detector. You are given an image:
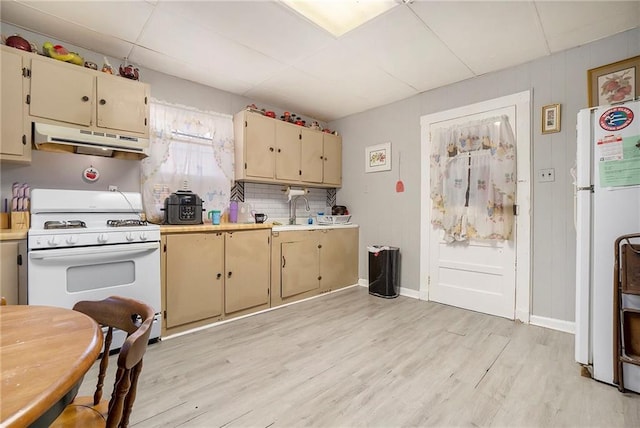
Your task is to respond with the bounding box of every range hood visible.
[33,122,149,160]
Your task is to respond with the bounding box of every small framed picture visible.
[365,142,391,173]
[542,104,561,134]
[588,55,640,107]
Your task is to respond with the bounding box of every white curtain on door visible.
[430,115,516,242]
[141,100,234,223]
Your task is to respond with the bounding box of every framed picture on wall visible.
[588,55,640,107]
[365,142,391,173]
[542,104,561,134]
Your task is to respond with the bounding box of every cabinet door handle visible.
[318,244,322,249]
[228,271,232,278]
[282,256,286,268]
[277,149,281,153]
[269,147,274,152]
[81,96,89,102]
[320,156,323,160]
[99,99,107,105]
[216,273,222,279]
[318,276,322,281]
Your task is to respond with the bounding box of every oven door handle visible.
[29,243,159,259]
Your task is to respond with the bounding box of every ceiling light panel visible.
[281,0,399,37]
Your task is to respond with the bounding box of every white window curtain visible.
[141,100,234,223]
[430,115,516,242]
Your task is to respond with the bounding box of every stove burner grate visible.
[107,219,148,227]
[44,220,87,230]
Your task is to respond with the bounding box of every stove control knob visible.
[139,232,148,241]
[126,232,136,242]
[98,233,109,244]
[48,236,60,246]
[66,235,78,245]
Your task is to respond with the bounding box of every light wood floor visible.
[79,286,640,427]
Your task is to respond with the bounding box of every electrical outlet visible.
[108,185,118,192]
[538,168,555,183]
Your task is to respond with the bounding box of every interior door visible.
[423,102,522,319]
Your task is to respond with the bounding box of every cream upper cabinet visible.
[28,54,149,137]
[0,46,31,162]
[322,133,342,186]
[29,56,94,127]
[224,230,270,315]
[300,127,323,184]
[96,74,148,134]
[234,109,342,188]
[275,121,302,181]
[235,110,276,179]
[165,233,224,329]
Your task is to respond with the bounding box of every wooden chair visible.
[51,296,155,428]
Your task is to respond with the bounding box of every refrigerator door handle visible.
[577,185,594,192]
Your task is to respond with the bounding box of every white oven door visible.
[28,242,161,314]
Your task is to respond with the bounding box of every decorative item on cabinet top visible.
[244,104,338,134]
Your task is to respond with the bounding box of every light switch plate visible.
[538,168,555,183]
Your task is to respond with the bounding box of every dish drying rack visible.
[317,215,351,225]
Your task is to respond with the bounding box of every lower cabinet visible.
[271,227,359,306]
[224,230,271,316]
[0,240,27,305]
[162,229,271,334]
[164,233,224,330]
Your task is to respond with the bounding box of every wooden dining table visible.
[0,305,103,427]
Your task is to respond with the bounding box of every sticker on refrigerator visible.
[597,134,640,187]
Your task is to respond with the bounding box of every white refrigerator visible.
[575,100,640,392]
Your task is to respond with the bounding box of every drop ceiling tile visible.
[155,0,334,65]
[138,8,287,85]
[16,0,155,42]
[1,0,134,59]
[340,6,473,92]
[536,1,640,52]
[130,46,253,95]
[247,69,372,121]
[411,1,549,75]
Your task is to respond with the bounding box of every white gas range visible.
[26,189,162,349]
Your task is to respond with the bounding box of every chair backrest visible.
[73,296,155,428]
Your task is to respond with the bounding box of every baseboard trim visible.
[530,315,575,334]
[358,278,420,300]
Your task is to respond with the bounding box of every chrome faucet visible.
[289,195,310,225]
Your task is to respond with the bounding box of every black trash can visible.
[368,246,400,298]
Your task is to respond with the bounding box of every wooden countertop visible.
[0,305,103,427]
[160,223,273,234]
[0,229,28,241]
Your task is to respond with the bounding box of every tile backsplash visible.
[243,183,330,220]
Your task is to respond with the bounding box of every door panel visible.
[166,233,223,328]
[426,105,517,319]
[245,113,276,178]
[323,134,342,186]
[30,57,93,126]
[275,122,301,181]
[1,49,25,157]
[96,75,148,134]
[281,239,319,298]
[225,230,270,314]
[301,128,323,183]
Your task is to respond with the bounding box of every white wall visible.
[330,27,640,322]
